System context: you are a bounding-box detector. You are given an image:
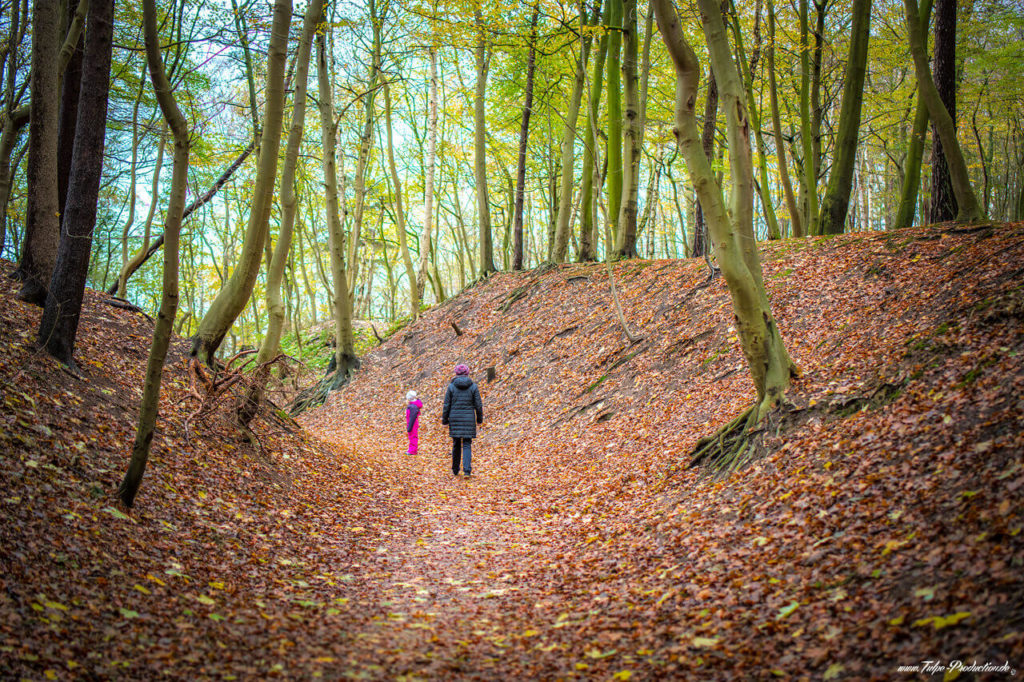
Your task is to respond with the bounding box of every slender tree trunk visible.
[904,0,982,222]
[117,67,146,297]
[819,0,872,235]
[346,0,382,297]
[191,0,291,365]
[238,0,320,426]
[316,22,358,379]
[728,0,781,241]
[928,0,957,222]
[766,0,801,237]
[578,0,608,262]
[415,44,438,302]
[119,0,190,509]
[513,6,539,270]
[15,0,60,306]
[0,105,29,253]
[383,78,417,317]
[614,0,640,258]
[37,0,113,366]
[551,1,594,263]
[605,0,623,248]
[893,0,933,229]
[692,66,717,258]
[118,127,165,297]
[654,0,795,418]
[798,0,818,235]
[474,6,496,275]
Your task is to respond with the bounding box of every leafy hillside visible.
[1,224,1023,679]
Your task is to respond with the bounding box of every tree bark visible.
[798,0,818,235]
[904,0,982,222]
[15,0,60,306]
[37,0,114,366]
[928,0,957,222]
[119,0,191,509]
[57,0,86,223]
[513,6,539,270]
[0,104,29,253]
[191,0,291,365]
[893,0,933,229]
[818,0,872,235]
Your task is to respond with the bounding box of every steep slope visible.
[304,223,1024,678]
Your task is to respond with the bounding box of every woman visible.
[441,363,483,476]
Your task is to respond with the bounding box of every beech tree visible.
[119,0,191,508]
[654,0,798,468]
[190,0,291,366]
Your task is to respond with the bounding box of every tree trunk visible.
[614,0,641,258]
[316,22,358,378]
[383,78,417,318]
[57,0,86,223]
[118,125,164,297]
[904,0,982,222]
[474,6,496,275]
[692,66,717,259]
[346,0,382,298]
[928,0,957,222]
[798,0,818,236]
[415,44,439,302]
[551,1,594,263]
[119,0,190,509]
[0,105,29,253]
[191,0,291,365]
[238,0,320,426]
[818,0,872,235]
[37,0,113,366]
[578,0,608,262]
[893,0,934,229]
[15,0,60,306]
[654,0,795,418]
[605,0,623,249]
[766,0,801,237]
[513,6,539,270]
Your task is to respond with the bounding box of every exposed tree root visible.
[689,404,762,473]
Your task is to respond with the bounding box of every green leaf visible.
[103,507,131,521]
[776,601,800,620]
[118,608,139,619]
[196,595,216,606]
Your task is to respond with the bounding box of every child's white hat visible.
[406,390,417,401]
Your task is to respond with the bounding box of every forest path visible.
[305,430,572,678]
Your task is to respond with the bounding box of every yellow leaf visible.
[575,662,589,670]
[889,615,905,626]
[133,584,151,595]
[612,671,633,680]
[209,581,225,590]
[45,670,58,680]
[691,637,719,648]
[197,595,216,606]
[823,663,844,679]
[943,669,962,681]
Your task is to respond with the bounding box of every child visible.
[405,391,422,455]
